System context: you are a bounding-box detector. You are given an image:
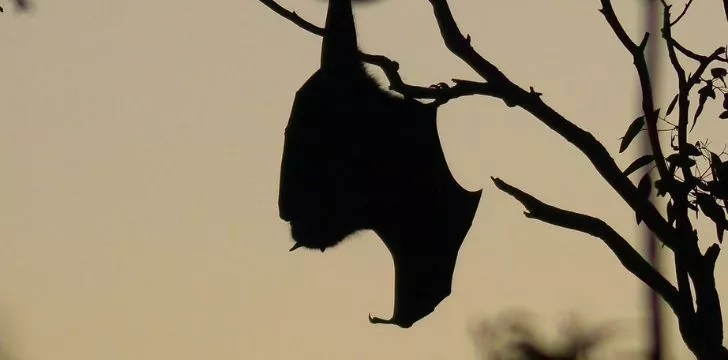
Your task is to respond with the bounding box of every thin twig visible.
[258,0,486,103]
[600,0,672,190]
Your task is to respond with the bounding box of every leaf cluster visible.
[619,63,728,243]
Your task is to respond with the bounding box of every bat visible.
[277,0,482,328]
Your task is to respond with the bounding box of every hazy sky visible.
[0,1,726,359]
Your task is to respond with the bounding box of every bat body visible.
[278,0,481,328]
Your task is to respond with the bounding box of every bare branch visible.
[427,0,510,87]
[600,1,672,191]
[258,0,494,104]
[675,253,695,317]
[687,47,727,87]
[491,177,684,317]
[427,0,681,253]
[660,2,698,263]
[258,0,324,36]
[668,0,693,27]
[662,5,688,84]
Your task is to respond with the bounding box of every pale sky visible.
[0,1,726,359]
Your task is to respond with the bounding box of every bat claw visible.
[368,313,383,324]
[368,313,414,328]
[289,243,303,252]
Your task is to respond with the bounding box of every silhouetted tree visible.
[260,1,728,359]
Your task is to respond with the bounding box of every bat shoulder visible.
[294,70,327,96]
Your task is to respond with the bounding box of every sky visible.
[0,0,726,359]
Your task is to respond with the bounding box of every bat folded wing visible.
[370,188,481,328]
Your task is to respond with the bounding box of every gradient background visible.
[0,1,726,359]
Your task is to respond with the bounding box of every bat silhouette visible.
[277,0,481,328]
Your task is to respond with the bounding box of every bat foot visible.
[368,313,412,328]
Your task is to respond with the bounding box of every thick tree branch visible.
[427,1,509,86]
[674,244,697,356]
[686,48,727,88]
[693,244,723,350]
[491,177,685,317]
[660,6,699,313]
[427,0,682,256]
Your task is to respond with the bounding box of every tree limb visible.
[600,1,672,190]
[258,0,324,36]
[427,0,683,256]
[491,177,685,317]
[257,0,493,104]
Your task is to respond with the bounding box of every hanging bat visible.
[277,0,481,328]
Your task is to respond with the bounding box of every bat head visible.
[278,119,375,252]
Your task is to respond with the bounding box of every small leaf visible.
[718,162,728,182]
[638,173,652,197]
[696,192,726,226]
[720,111,728,119]
[684,143,702,156]
[723,93,728,110]
[666,153,696,168]
[666,94,679,116]
[666,153,681,163]
[711,67,727,79]
[668,162,678,175]
[619,115,645,153]
[655,178,670,197]
[710,152,722,179]
[699,83,717,99]
[692,90,711,131]
[623,155,654,177]
[710,68,728,86]
[709,180,728,200]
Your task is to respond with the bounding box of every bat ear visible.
[289,243,304,252]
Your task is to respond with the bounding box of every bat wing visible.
[367,101,482,328]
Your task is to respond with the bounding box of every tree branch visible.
[669,0,693,27]
[259,0,325,36]
[491,177,685,317]
[258,0,494,104]
[427,0,682,255]
[600,1,672,190]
